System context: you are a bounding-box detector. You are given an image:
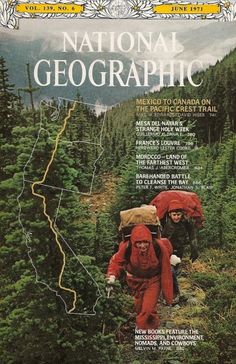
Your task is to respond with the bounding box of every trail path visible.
[160,260,207,329]
[81,173,118,214]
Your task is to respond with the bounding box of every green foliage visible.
[0,61,125,364]
[185,135,236,249]
[94,212,117,270]
[0,273,122,364]
[98,102,136,172]
[191,272,220,289]
[221,186,236,246]
[183,341,220,364]
[0,57,25,181]
[189,249,236,364]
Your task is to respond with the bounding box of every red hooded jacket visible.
[107,224,173,304]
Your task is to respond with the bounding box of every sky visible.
[1,19,236,67]
[1,18,204,37]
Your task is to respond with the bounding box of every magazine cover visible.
[1,2,236,363]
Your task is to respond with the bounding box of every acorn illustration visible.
[224,2,231,9]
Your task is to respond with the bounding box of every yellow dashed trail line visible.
[31,102,77,313]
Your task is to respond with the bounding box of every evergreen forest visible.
[0,47,236,364]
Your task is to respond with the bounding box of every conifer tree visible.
[0,57,18,139]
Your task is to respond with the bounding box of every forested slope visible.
[99,47,236,174]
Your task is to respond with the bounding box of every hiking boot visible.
[179,294,188,303]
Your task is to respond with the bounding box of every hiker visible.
[162,199,199,302]
[107,224,173,329]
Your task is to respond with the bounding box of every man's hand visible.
[107,275,116,285]
[170,254,181,266]
[106,275,116,296]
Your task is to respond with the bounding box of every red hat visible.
[168,200,184,212]
[130,224,152,244]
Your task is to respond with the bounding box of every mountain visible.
[1,20,236,107]
[176,21,236,67]
[0,34,160,106]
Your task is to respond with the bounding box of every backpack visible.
[118,205,161,261]
[150,190,205,228]
[119,205,161,241]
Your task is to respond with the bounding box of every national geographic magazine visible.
[0,2,236,363]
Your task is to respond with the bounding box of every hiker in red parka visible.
[107,224,173,330]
